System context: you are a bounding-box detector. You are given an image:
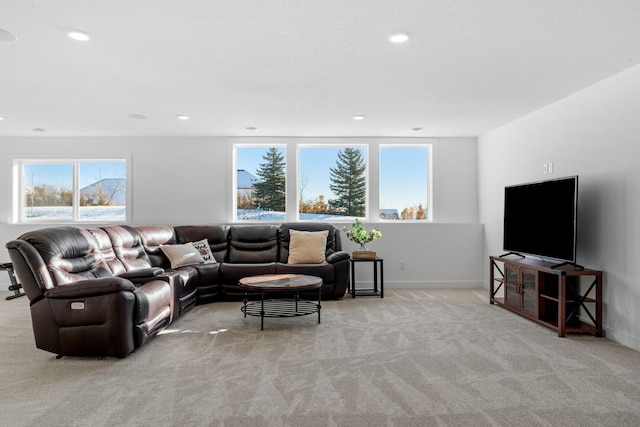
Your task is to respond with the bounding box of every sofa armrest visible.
[326,251,350,264]
[117,267,164,280]
[45,277,136,299]
[144,271,181,323]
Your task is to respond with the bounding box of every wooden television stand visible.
[490,255,603,337]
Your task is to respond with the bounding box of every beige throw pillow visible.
[287,229,329,264]
[160,243,205,268]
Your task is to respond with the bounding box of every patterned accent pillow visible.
[191,239,217,264]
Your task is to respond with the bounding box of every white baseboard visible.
[364,280,485,289]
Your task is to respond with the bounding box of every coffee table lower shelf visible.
[242,298,320,318]
[241,296,321,330]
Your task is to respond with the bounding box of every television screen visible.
[503,176,578,262]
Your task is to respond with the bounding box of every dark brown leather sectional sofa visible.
[6,222,349,358]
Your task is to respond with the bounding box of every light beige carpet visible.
[1,288,640,427]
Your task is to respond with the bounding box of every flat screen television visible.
[503,176,578,263]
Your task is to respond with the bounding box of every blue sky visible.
[237,145,429,212]
[24,161,126,188]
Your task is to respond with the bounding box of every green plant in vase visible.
[343,219,382,252]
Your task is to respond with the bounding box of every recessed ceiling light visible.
[129,114,147,120]
[0,116,5,121]
[68,31,90,41]
[177,115,190,120]
[353,115,365,121]
[32,127,46,132]
[245,126,258,132]
[390,33,409,43]
[411,127,423,132]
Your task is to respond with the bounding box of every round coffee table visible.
[238,274,323,330]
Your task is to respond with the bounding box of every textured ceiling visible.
[1,0,640,137]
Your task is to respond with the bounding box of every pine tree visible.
[329,148,366,216]
[253,147,286,212]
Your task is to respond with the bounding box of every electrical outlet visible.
[400,261,406,270]
[548,162,554,174]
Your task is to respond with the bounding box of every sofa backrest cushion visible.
[101,225,152,271]
[135,225,176,268]
[174,225,229,263]
[228,225,278,263]
[278,222,339,263]
[18,226,112,288]
[87,228,127,276]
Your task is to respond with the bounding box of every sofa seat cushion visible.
[134,280,172,329]
[219,263,277,284]
[276,263,335,284]
[218,263,277,295]
[188,262,219,287]
[168,266,199,297]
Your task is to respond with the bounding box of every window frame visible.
[12,154,131,224]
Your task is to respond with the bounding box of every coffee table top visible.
[238,274,322,291]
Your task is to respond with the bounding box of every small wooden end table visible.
[349,257,384,298]
[238,274,322,330]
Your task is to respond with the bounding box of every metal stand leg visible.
[317,287,321,324]
[373,262,378,294]
[1,263,26,301]
[260,291,265,331]
[380,260,384,299]
[243,292,248,317]
[350,260,356,298]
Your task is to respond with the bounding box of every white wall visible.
[0,137,483,289]
[478,63,640,350]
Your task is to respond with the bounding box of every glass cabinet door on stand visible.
[521,268,538,316]
[503,265,538,316]
[504,266,520,309]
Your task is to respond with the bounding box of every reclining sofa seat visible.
[5,222,350,358]
[6,226,174,358]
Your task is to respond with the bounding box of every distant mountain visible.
[80,178,126,206]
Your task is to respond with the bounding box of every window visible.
[234,145,286,221]
[16,158,128,223]
[232,142,432,223]
[298,145,367,220]
[379,145,431,221]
